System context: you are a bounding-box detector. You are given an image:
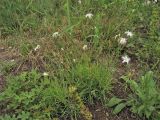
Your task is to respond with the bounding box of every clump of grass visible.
[0,0,64,34]
[68,55,114,104]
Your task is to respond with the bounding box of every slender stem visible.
[67,0,71,27]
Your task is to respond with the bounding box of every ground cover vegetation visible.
[0,0,160,120]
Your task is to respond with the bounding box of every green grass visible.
[0,70,79,119]
[0,0,160,119]
[68,55,114,103]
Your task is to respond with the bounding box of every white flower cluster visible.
[117,30,133,45]
[115,30,134,64]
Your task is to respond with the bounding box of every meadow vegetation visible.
[0,0,160,120]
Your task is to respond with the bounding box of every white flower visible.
[61,48,64,51]
[132,9,135,13]
[43,72,49,76]
[11,59,15,62]
[78,0,82,4]
[153,0,157,3]
[73,59,76,62]
[82,44,88,50]
[34,45,40,51]
[85,13,93,19]
[125,31,133,37]
[52,32,59,38]
[146,0,151,4]
[122,55,131,64]
[118,37,127,45]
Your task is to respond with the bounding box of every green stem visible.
[67,0,71,27]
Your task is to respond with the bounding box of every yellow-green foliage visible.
[69,86,92,120]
